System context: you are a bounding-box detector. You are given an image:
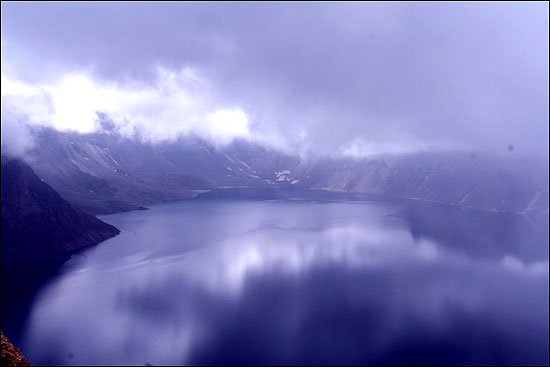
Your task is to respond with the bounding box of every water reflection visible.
[21,189,549,365]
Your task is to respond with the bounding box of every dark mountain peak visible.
[1,157,120,263]
[2,158,66,215]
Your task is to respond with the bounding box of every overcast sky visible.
[1,2,548,157]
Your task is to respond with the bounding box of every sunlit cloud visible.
[1,68,251,145]
[204,109,250,144]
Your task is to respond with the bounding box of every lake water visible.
[16,188,550,365]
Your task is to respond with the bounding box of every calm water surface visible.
[19,189,550,365]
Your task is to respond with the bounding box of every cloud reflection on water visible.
[22,194,549,365]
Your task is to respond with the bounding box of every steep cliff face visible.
[1,157,120,263]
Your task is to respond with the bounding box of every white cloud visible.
[46,74,105,132]
[1,67,251,145]
[203,109,250,144]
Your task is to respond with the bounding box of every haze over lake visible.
[18,188,549,365]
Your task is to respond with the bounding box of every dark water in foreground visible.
[15,189,550,365]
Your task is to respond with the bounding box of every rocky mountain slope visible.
[24,126,549,215]
[294,152,549,215]
[1,332,30,367]
[25,127,298,214]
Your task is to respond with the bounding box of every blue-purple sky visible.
[1,2,548,157]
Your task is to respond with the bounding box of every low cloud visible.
[0,106,34,157]
[1,68,252,148]
[339,135,460,158]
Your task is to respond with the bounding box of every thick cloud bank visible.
[1,2,548,157]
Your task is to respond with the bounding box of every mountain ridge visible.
[20,126,549,216]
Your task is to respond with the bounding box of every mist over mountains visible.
[2,3,547,215]
[14,125,548,217]
[2,2,549,159]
